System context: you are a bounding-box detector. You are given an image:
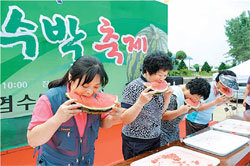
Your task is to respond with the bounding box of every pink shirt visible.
[28,87,108,137]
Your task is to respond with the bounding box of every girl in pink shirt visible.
[27,56,123,166]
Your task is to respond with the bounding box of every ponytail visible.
[48,71,69,89]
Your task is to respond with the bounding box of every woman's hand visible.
[54,99,82,124]
[162,86,173,113]
[163,87,173,102]
[101,102,125,128]
[164,86,173,96]
[108,102,125,120]
[137,86,156,106]
[243,99,246,107]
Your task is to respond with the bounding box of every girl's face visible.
[145,69,169,83]
[70,74,101,97]
[217,81,229,91]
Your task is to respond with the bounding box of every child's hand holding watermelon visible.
[214,95,229,106]
[179,105,192,114]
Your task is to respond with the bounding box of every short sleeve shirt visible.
[121,76,164,139]
[186,82,217,124]
[161,86,186,144]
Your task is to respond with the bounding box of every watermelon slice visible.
[218,88,233,98]
[65,92,118,114]
[143,80,169,94]
[184,98,200,111]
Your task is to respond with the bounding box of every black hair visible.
[142,51,173,75]
[48,56,108,89]
[215,70,237,82]
[186,77,210,100]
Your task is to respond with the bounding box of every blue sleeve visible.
[121,82,142,107]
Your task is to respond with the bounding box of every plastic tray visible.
[130,146,220,166]
[211,119,250,136]
[183,130,249,156]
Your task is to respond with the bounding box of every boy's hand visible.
[179,105,191,114]
[215,95,228,106]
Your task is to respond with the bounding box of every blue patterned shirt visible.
[121,76,164,139]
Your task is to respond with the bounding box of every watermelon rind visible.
[217,88,233,99]
[143,82,169,94]
[65,93,118,114]
[184,99,200,111]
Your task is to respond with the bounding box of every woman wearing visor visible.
[186,70,239,135]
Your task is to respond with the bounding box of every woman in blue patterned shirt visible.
[120,51,173,160]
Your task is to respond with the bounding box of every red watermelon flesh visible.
[218,88,233,98]
[184,98,200,110]
[143,80,169,94]
[65,92,118,114]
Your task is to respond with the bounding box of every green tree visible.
[193,64,200,72]
[177,60,188,70]
[201,61,212,72]
[231,59,237,67]
[174,50,187,68]
[173,58,179,66]
[168,51,173,57]
[225,11,250,63]
[218,62,227,70]
[176,50,187,60]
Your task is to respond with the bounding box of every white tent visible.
[229,60,250,82]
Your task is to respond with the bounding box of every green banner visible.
[1,0,167,150]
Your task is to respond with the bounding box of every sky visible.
[168,0,249,68]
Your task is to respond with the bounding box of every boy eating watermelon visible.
[186,70,238,136]
[161,77,210,146]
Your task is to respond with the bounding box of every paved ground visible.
[212,100,245,121]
